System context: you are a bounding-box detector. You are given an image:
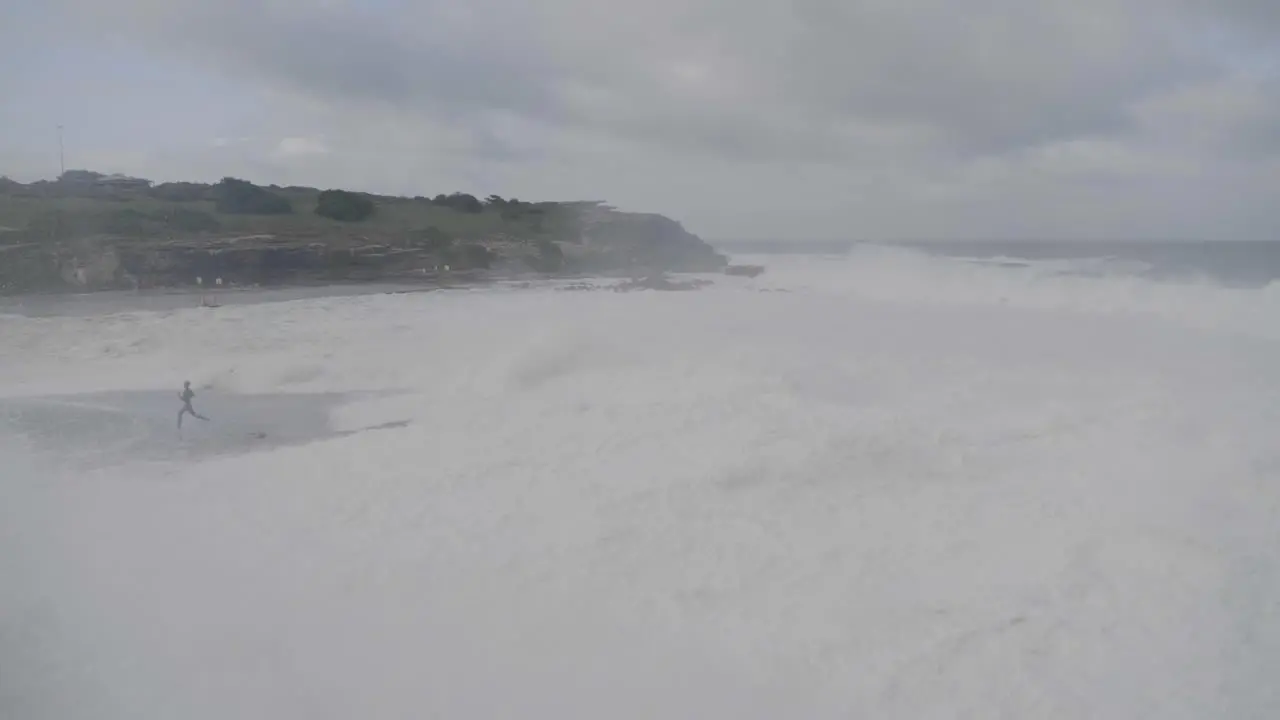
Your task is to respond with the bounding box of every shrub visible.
[167,208,222,233]
[149,182,211,202]
[58,169,104,184]
[100,209,154,236]
[315,189,376,222]
[433,192,483,214]
[213,177,292,215]
[26,209,99,240]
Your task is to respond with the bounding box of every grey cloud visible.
[61,0,1246,161]
[534,0,1222,155]
[783,4,1198,153]
[1129,74,1280,160]
[72,0,557,122]
[1195,0,1280,30]
[28,0,1280,239]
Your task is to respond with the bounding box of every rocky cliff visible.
[570,210,727,274]
[0,198,727,294]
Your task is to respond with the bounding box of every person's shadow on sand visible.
[2,390,410,465]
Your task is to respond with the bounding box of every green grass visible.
[0,185,583,246]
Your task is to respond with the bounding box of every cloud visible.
[55,0,1211,158]
[272,136,330,159]
[15,0,1280,239]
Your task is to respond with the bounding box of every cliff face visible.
[0,238,434,293]
[0,244,63,294]
[573,210,726,274]
[0,174,727,294]
[0,207,727,294]
[96,238,484,290]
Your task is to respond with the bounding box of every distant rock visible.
[552,275,715,293]
[613,274,714,292]
[555,281,601,292]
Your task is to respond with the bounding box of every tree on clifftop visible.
[432,192,483,214]
[213,177,293,215]
[58,169,104,184]
[315,189,375,222]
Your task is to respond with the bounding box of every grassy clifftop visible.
[0,173,578,246]
[0,172,726,293]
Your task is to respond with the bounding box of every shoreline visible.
[0,266,756,318]
[0,275,549,318]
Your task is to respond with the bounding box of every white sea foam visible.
[2,250,1278,718]
[744,245,1280,340]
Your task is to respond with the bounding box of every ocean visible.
[2,240,1278,718]
[721,238,1280,287]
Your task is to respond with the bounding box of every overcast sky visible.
[3,0,1280,240]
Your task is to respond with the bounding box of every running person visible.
[178,381,209,428]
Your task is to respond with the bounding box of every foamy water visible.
[3,248,1279,718]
